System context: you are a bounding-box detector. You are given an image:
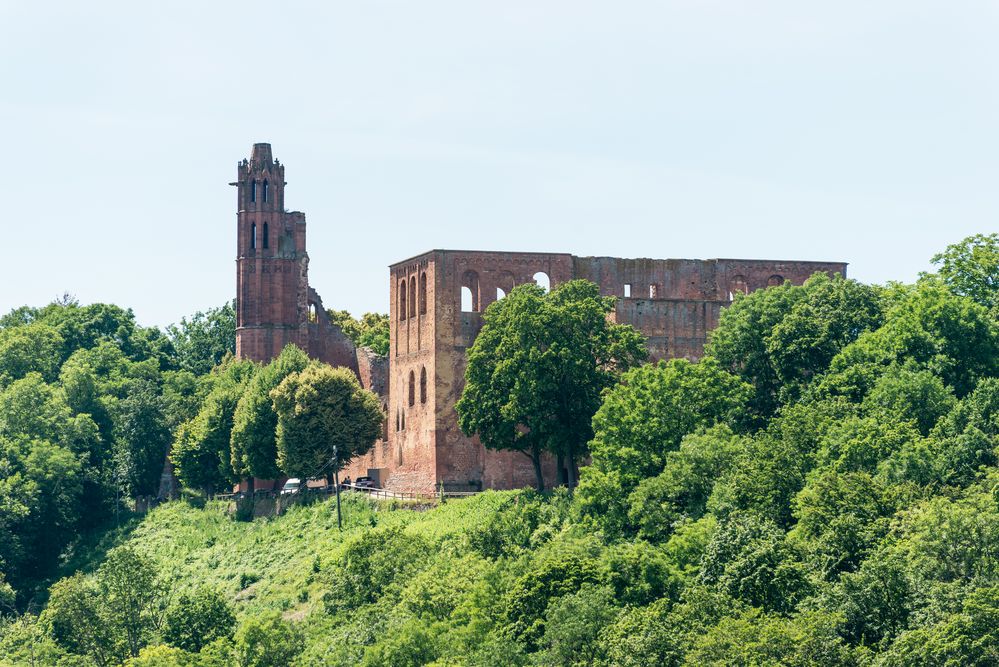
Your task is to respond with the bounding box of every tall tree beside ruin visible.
[230,345,310,491]
[271,364,383,484]
[456,280,647,491]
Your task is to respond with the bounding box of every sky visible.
[1,1,996,328]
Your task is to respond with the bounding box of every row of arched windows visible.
[727,274,784,301]
[248,222,269,250]
[248,180,269,204]
[460,270,549,313]
[398,271,428,321]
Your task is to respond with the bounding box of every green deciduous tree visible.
[166,302,237,375]
[161,587,235,653]
[230,345,310,489]
[457,280,647,490]
[232,611,302,667]
[327,310,390,356]
[271,364,383,483]
[931,232,999,312]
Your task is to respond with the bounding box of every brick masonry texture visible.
[234,144,848,493]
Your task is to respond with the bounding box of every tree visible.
[161,588,235,653]
[166,302,237,375]
[171,360,255,495]
[706,273,882,420]
[230,345,310,490]
[457,280,647,490]
[931,233,999,311]
[232,611,302,667]
[538,584,617,667]
[327,310,390,356]
[110,379,172,498]
[271,364,383,484]
[0,323,64,387]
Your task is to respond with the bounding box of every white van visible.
[280,478,301,495]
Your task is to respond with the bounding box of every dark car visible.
[354,476,376,489]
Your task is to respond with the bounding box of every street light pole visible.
[332,444,342,530]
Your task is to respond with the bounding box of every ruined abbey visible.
[234,143,848,493]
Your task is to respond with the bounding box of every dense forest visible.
[0,234,997,666]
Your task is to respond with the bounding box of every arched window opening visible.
[767,275,784,287]
[408,370,416,407]
[395,410,400,432]
[399,280,407,321]
[308,303,317,323]
[496,287,506,300]
[534,271,551,293]
[728,275,749,301]
[249,181,256,203]
[420,367,427,404]
[262,180,269,203]
[409,276,417,318]
[401,409,405,431]
[262,222,269,249]
[461,270,480,312]
[498,272,515,300]
[419,272,428,314]
[250,223,257,250]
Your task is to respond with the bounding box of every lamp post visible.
[332,443,342,530]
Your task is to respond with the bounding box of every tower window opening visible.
[250,223,257,250]
[534,272,550,293]
[399,279,407,321]
[649,284,658,299]
[728,275,749,301]
[623,283,631,298]
[496,287,506,300]
[409,276,417,318]
[420,366,427,404]
[262,180,269,203]
[250,181,256,203]
[308,303,317,322]
[461,270,480,312]
[419,272,427,314]
[767,275,785,287]
[408,371,416,407]
[262,222,269,249]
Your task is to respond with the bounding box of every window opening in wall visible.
[534,271,550,293]
[401,410,405,430]
[649,284,658,299]
[250,181,256,203]
[408,371,415,407]
[396,410,400,432]
[262,180,268,203]
[624,283,631,298]
[409,276,417,318]
[767,275,784,287]
[399,280,407,321]
[250,223,257,250]
[461,270,480,312]
[420,367,427,404]
[308,303,317,323]
[419,272,427,314]
[496,287,506,300]
[728,275,749,301]
[262,222,269,249]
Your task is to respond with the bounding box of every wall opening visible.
[408,370,416,407]
[728,275,749,301]
[250,181,256,203]
[420,366,427,404]
[308,303,317,323]
[419,272,428,314]
[250,223,257,250]
[399,279,407,321]
[649,284,658,299]
[623,283,631,298]
[409,276,417,318]
[262,180,269,203]
[262,222,269,249]
[534,271,551,293]
[767,275,784,287]
[461,270,480,312]
[496,287,506,300]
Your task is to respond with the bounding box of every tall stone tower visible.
[233,143,308,362]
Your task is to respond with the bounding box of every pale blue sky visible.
[1,1,996,327]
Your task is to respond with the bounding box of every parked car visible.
[354,476,376,489]
[281,478,301,495]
